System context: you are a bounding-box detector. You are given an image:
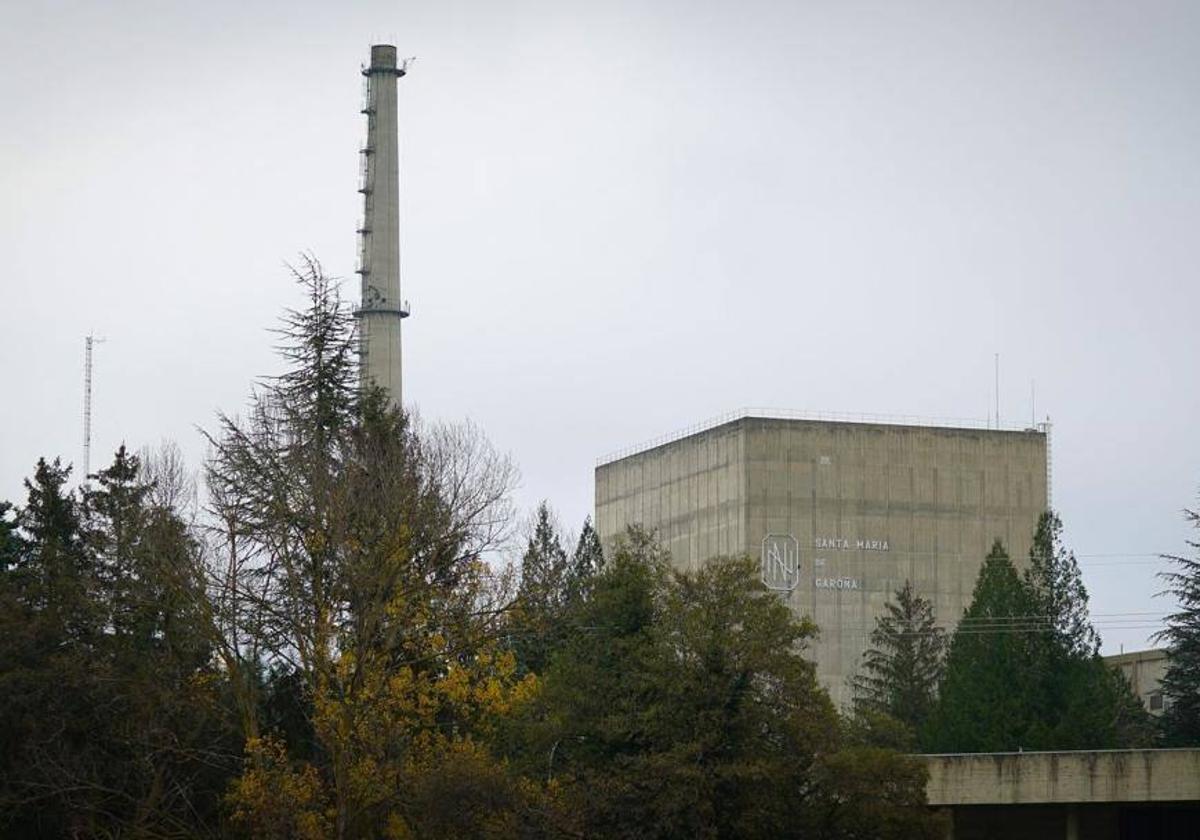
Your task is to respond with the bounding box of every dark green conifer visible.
[512,502,569,674]
[13,458,95,641]
[929,529,1153,753]
[1025,511,1100,657]
[1156,504,1200,745]
[0,501,23,574]
[851,580,946,748]
[926,541,1039,752]
[565,515,604,606]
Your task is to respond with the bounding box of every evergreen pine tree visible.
[0,501,23,574]
[929,532,1152,753]
[1156,504,1200,745]
[1023,510,1152,748]
[851,580,945,747]
[512,502,569,673]
[926,541,1042,752]
[1025,511,1099,657]
[84,445,212,664]
[12,458,96,642]
[517,501,569,614]
[1,460,100,837]
[564,515,604,606]
[2,451,234,837]
[83,446,153,645]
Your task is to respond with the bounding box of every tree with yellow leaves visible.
[206,259,530,838]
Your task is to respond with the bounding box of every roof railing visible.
[596,407,1048,465]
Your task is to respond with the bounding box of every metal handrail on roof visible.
[596,407,1048,466]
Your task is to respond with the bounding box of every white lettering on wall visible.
[813,537,888,552]
[814,577,863,591]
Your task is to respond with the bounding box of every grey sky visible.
[2,0,1197,652]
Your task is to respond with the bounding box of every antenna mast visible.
[82,334,105,479]
[994,353,1000,428]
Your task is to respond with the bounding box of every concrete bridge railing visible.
[922,748,1200,806]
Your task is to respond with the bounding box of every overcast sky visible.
[2,0,1198,652]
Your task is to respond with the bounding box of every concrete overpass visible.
[922,749,1200,839]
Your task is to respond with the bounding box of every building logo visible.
[761,534,800,591]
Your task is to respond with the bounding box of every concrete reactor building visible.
[595,411,1050,706]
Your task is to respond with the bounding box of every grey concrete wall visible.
[923,749,1200,806]
[1105,648,1169,716]
[595,416,1048,707]
[595,421,748,572]
[745,418,1047,706]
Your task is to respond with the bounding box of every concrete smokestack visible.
[356,44,409,406]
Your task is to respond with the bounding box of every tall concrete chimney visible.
[356,44,409,406]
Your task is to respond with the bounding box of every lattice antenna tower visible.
[83,334,106,480]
